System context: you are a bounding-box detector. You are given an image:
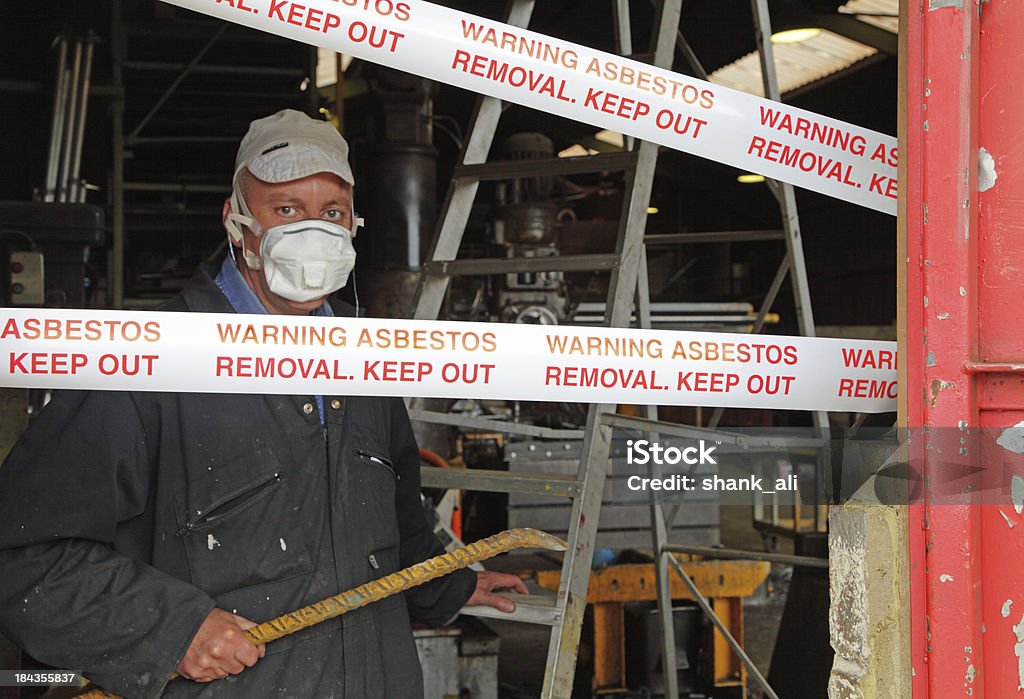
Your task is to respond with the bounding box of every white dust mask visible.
[258,219,357,302]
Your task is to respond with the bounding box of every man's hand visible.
[177,608,266,682]
[465,570,529,613]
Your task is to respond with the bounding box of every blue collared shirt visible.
[215,254,332,424]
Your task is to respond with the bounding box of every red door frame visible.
[905,0,1024,695]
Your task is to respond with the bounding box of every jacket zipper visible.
[324,415,344,608]
[175,471,280,536]
[356,449,396,477]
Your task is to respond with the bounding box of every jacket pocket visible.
[175,471,281,536]
[355,448,396,478]
[175,445,315,597]
[348,441,401,551]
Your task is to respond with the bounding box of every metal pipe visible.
[57,40,83,202]
[663,543,829,569]
[664,552,781,699]
[69,36,96,202]
[43,37,69,202]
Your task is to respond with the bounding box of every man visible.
[0,109,526,698]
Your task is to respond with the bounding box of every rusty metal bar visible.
[79,528,567,699]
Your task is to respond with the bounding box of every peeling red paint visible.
[930,379,955,408]
[908,1,1024,695]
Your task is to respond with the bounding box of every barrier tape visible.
[158,0,898,215]
[0,309,897,412]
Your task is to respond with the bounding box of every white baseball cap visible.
[234,109,354,186]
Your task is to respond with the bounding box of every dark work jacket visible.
[0,262,476,698]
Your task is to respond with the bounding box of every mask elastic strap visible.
[225,186,263,270]
[351,270,360,318]
[349,210,362,315]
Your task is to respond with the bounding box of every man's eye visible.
[278,206,295,216]
[323,209,343,220]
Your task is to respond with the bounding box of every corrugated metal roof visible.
[840,0,899,34]
[709,29,878,97]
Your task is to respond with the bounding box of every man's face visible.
[223,171,354,316]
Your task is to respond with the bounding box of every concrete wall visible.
[828,503,911,698]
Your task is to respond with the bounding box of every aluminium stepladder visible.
[409,0,684,695]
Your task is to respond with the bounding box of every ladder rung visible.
[575,301,755,313]
[459,592,562,626]
[409,409,585,440]
[420,467,581,497]
[644,229,785,245]
[424,254,619,277]
[600,413,826,448]
[454,152,637,181]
